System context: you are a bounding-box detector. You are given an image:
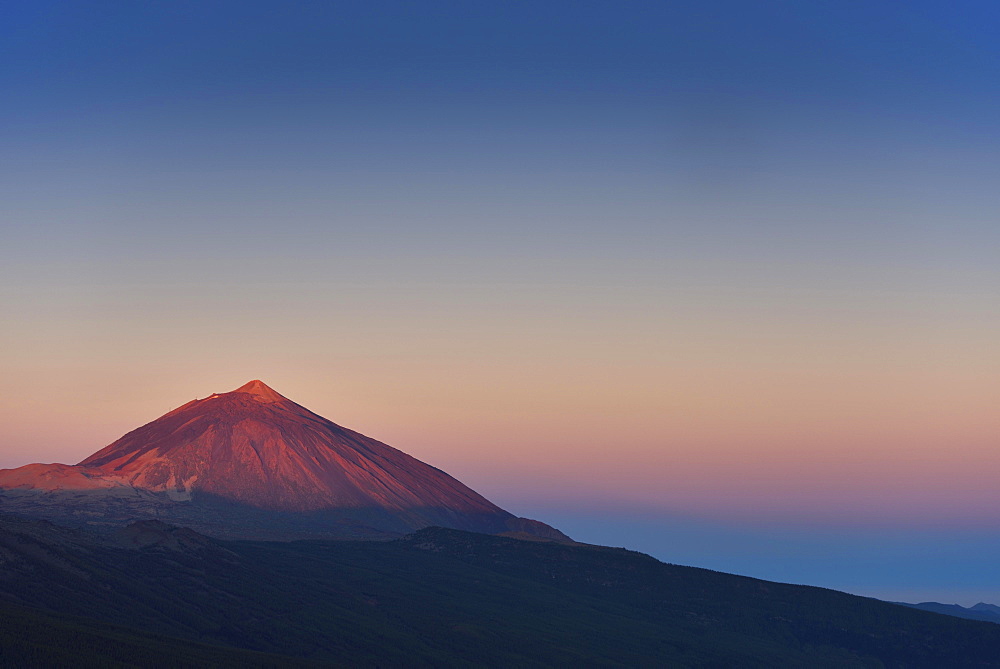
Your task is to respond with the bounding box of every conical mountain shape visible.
[0,381,568,541]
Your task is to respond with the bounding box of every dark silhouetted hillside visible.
[2,515,1000,667]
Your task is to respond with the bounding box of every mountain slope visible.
[2,514,1000,667]
[0,381,567,540]
[0,600,321,669]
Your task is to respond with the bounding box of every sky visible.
[2,1,999,604]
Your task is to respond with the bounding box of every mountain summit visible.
[232,378,286,402]
[0,381,568,541]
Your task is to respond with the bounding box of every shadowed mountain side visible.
[0,601,323,668]
[0,487,557,541]
[2,514,1000,667]
[0,380,568,541]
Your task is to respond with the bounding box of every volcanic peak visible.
[0,379,572,541]
[231,379,285,403]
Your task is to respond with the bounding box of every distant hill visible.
[3,514,1000,667]
[900,601,1000,625]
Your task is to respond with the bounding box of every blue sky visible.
[2,1,1000,604]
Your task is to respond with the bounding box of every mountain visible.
[0,380,567,541]
[3,513,1000,667]
[901,601,1000,625]
[0,599,322,668]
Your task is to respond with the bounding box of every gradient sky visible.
[3,1,999,604]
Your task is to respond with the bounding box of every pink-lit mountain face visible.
[0,381,568,541]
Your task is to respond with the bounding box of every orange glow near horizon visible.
[2,303,997,530]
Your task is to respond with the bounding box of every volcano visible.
[0,381,568,541]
